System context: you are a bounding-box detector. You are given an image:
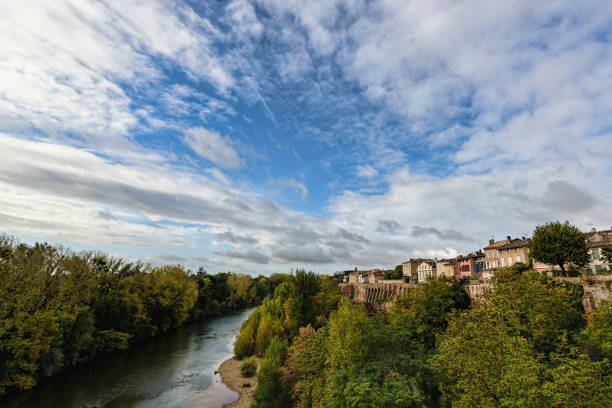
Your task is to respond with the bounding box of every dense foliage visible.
[234,269,342,360]
[433,273,610,407]
[233,269,344,405]
[530,220,590,275]
[0,235,280,396]
[241,268,610,407]
[385,265,404,280]
[282,278,470,408]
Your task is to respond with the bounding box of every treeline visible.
[0,235,283,396]
[236,267,612,407]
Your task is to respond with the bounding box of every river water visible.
[1,308,255,408]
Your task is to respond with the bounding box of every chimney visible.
[507,235,511,241]
[489,239,494,245]
[521,236,525,240]
[592,227,597,233]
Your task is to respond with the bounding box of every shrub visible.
[240,356,257,377]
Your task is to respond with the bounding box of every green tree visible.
[490,272,585,356]
[394,277,470,349]
[286,270,320,335]
[530,221,589,276]
[0,235,268,396]
[253,336,289,408]
[541,352,612,407]
[234,309,260,359]
[386,265,403,280]
[284,299,431,408]
[432,307,545,408]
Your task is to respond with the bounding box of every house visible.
[367,269,386,284]
[483,237,511,280]
[417,260,436,282]
[455,255,473,279]
[342,270,351,283]
[436,259,456,278]
[346,269,387,284]
[455,251,484,280]
[345,269,362,284]
[585,228,612,274]
[443,260,456,278]
[402,259,430,283]
[498,237,531,268]
[356,270,370,284]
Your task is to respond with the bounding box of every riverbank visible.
[1,308,256,408]
[219,357,259,408]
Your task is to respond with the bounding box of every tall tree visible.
[530,221,589,276]
[286,270,320,334]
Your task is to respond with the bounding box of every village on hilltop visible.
[339,227,612,309]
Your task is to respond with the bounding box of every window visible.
[501,258,505,267]
[593,248,600,260]
[516,255,521,263]
[508,257,512,266]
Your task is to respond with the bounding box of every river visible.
[1,308,255,408]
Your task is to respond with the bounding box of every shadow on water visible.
[1,308,255,408]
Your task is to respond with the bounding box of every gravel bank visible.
[219,357,259,408]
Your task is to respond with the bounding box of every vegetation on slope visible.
[237,266,611,407]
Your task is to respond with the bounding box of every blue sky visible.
[1,0,611,275]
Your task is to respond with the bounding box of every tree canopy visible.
[530,220,590,275]
[0,235,278,396]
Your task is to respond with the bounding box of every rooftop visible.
[499,237,531,250]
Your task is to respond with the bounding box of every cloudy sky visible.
[1,0,611,275]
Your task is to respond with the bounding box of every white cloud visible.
[184,128,244,169]
[275,178,309,199]
[1,0,611,275]
[205,168,233,185]
[356,165,378,179]
[0,0,235,158]
[227,0,264,40]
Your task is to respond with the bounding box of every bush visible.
[240,356,257,377]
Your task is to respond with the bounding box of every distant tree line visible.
[0,235,284,396]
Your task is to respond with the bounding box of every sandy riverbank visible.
[219,357,259,408]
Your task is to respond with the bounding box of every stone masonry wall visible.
[339,275,612,314]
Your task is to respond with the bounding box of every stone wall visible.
[464,282,491,299]
[339,282,414,303]
[339,275,612,315]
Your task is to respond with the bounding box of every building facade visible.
[586,228,612,274]
[417,260,436,282]
[473,251,485,276]
[497,237,531,268]
[403,259,433,283]
[455,255,473,279]
[436,259,455,278]
[483,237,511,280]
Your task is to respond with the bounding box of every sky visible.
[1,0,611,275]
